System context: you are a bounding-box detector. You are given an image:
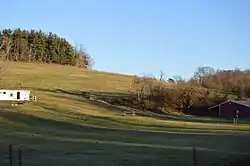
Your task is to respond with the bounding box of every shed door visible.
[17,92,20,100]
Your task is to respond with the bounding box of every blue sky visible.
[1,0,250,79]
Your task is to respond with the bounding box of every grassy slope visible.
[0,61,249,166]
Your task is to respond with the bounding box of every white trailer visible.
[0,89,34,103]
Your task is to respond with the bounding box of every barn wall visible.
[209,107,220,117]
[220,102,250,118]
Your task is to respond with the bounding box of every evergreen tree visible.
[0,28,93,69]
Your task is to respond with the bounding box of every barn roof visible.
[208,100,250,109]
[232,101,250,108]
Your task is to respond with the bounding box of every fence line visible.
[4,145,200,166]
[193,147,197,166]
[5,144,198,166]
[18,145,22,166]
[5,144,197,166]
[3,144,250,165]
[8,145,12,166]
[7,144,22,166]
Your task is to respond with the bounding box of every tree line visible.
[0,28,94,69]
[127,66,250,116]
[80,66,250,116]
[188,66,250,99]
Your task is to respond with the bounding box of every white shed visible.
[0,89,31,101]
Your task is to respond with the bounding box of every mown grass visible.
[0,61,249,166]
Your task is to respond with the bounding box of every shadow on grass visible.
[0,109,202,138]
[16,90,247,134]
[0,110,194,166]
[0,110,249,148]
[1,109,250,166]
[33,88,248,125]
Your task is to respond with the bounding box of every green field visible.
[0,62,250,166]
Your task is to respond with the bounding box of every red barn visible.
[208,100,250,118]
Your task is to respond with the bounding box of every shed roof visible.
[208,100,250,109]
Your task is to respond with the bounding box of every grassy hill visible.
[0,61,250,166]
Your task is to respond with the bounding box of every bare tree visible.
[174,75,185,83]
[0,39,5,50]
[159,70,165,82]
[175,87,194,110]
[75,44,95,69]
[193,66,215,85]
[0,35,12,60]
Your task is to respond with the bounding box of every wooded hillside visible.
[0,28,94,69]
[125,66,250,116]
[189,66,250,98]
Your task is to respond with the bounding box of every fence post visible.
[193,147,196,166]
[8,144,12,166]
[18,145,22,166]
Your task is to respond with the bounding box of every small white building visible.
[0,89,32,101]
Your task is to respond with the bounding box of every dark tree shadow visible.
[29,88,250,129]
